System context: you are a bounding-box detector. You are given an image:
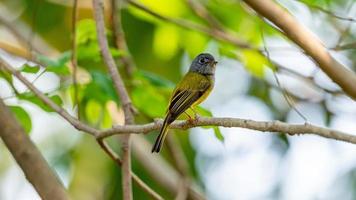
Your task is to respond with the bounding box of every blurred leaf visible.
[0,69,12,83]
[83,71,118,104]
[135,70,174,88]
[181,30,209,58]
[85,100,102,125]
[19,93,63,112]
[218,42,238,59]
[153,25,180,60]
[9,106,32,134]
[196,106,213,117]
[21,64,40,74]
[132,84,167,118]
[46,65,70,75]
[77,42,101,62]
[76,19,97,45]
[37,52,71,75]
[240,50,270,78]
[213,126,224,142]
[132,0,187,21]
[196,107,224,142]
[76,19,121,62]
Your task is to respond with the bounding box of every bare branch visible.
[3,52,356,198]
[92,0,135,199]
[0,57,99,136]
[0,99,69,200]
[71,0,80,119]
[242,0,356,100]
[0,54,163,200]
[97,117,356,145]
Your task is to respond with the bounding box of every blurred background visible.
[0,0,356,199]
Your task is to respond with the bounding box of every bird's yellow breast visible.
[192,83,213,107]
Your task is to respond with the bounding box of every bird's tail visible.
[151,116,170,153]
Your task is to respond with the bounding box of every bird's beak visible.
[212,61,218,67]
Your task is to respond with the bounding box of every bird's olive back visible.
[189,53,216,75]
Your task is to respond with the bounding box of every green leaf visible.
[85,99,102,125]
[19,93,63,112]
[240,50,270,78]
[196,107,224,142]
[37,54,58,66]
[0,70,12,83]
[132,84,167,118]
[195,106,213,117]
[37,52,71,75]
[21,64,40,73]
[213,126,224,142]
[82,71,118,104]
[46,64,70,75]
[218,42,238,59]
[76,19,97,45]
[9,106,32,134]
[135,70,174,88]
[153,24,180,60]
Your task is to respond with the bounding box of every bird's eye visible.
[199,58,206,64]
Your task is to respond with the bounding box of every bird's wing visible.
[166,73,211,123]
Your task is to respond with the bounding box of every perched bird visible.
[152,53,218,153]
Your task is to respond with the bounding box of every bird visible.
[151,53,218,153]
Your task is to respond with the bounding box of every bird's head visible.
[189,53,217,75]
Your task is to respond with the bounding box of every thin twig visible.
[332,41,356,51]
[294,0,356,22]
[111,0,136,76]
[334,0,354,47]
[92,0,135,199]
[71,0,80,119]
[185,0,224,29]
[166,134,190,200]
[97,139,164,200]
[260,27,308,122]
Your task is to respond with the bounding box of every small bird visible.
[152,53,218,153]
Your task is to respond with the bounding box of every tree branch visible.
[0,53,162,200]
[97,117,356,145]
[0,99,69,200]
[3,51,356,198]
[71,0,80,119]
[92,0,135,199]
[242,0,356,100]
[0,57,99,136]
